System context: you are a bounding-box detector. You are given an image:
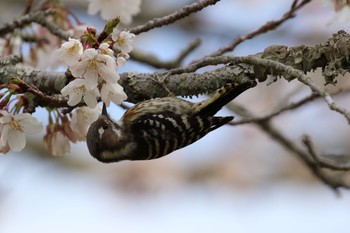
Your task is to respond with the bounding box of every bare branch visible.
[203,0,312,57]
[130,38,201,69]
[232,89,350,125]
[227,103,349,191]
[15,77,69,109]
[303,135,350,171]
[0,9,71,40]
[297,74,350,123]
[229,56,350,124]
[129,0,221,35]
[230,93,319,125]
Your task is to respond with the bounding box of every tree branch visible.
[1,31,350,108]
[303,135,350,171]
[0,9,71,40]
[129,0,221,35]
[130,38,201,69]
[203,0,312,57]
[227,103,349,191]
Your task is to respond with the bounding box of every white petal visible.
[56,47,67,59]
[100,66,119,83]
[64,55,81,66]
[100,84,109,101]
[99,43,109,50]
[0,113,13,124]
[60,84,73,96]
[84,91,98,108]
[57,39,83,64]
[8,130,26,151]
[110,91,127,105]
[67,92,83,106]
[69,61,87,78]
[21,117,43,134]
[52,132,71,156]
[116,56,127,67]
[13,113,31,121]
[111,27,119,41]
[82,48,98,60]
[103,55,118,70]
[61,79,85,96]
[111,84,127,104]
[84,72,99,90]
[0,125,10,145]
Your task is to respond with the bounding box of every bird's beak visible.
[102,103,108,116]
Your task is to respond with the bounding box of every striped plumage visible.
[86,81,256,163]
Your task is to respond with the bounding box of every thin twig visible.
[230,56,350,124]
[227,103,348,191]
[303,135,350,171]
[230,93,319,125]
[129,0,220,35]
[130,38,201,69]
[231,89,350,125]
[0,9,71,40]
[298,75,350,124]
[14,77,69,108]
[201,0,312,58]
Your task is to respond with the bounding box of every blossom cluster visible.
[87,0,142,24]
[0,1,140,157]
[0,105,101,156]
[0,111,43,153]
[43,106,100,156]
[57,27,135,108]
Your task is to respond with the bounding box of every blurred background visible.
[1,0,350,232]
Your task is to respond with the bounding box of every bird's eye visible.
[102,122,109,130]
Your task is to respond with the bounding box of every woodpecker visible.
[86,81,256,163]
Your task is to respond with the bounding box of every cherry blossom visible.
[116,54,128,67]
[87,0,142,24]
[0,111,43,152]
[100,82,127,106]
[27,27,62,69]
[111,29,135,54]
[43,124,71,156]
[69,48,119,89]
[61,115,78,143]
[58,25,134,108]
[70,105,101,141]
[60,78,99,108]
[56,38,83,66]
[99,42,114,56]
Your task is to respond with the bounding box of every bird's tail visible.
[195,81,256,116]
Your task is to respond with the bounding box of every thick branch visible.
[259,30,350,84]
[0,63,254,106]
[1,31,350,106]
